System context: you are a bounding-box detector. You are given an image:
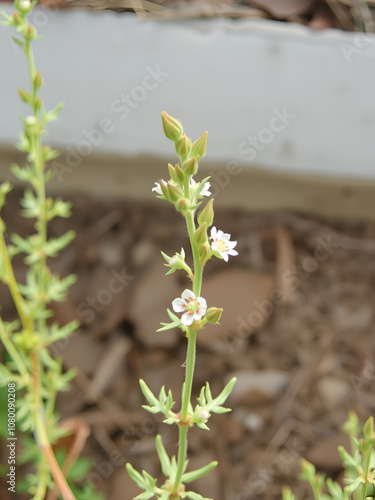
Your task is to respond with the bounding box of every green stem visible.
[171,172,205,495]
[185,210,202,297]
[180,329,197,421]
[26,35,48,340]
[0,318,29,380]
[0,232,31,332]
[361,451,372,500]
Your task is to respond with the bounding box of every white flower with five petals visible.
[210,226,238,262]
[172,289,207,326]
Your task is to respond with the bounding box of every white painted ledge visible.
[1,5,375,181]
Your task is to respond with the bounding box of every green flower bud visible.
[12,12,22,25]
[34,70,43,89]
[183,157,198,176]
[198,242,210,263]
[35,97,42,112]
[206,307,223,324]
[176,198,190,212]
[167,182,183,203]
[174,163,185,184]
[194,222,207,246]
[25,25,36,41]
[175,134,192,162]
[192,131,208,160]
[168,163,178,184]
[161,111,183,143]
[197,199,214,227]
[14,331,40,351]
[17,88,32,104]
[159,179,170,200]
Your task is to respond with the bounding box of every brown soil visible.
[1,186,375,500]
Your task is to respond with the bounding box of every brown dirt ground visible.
[1,186,375,500]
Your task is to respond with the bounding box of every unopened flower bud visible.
[17,88,32,104]
[26,25,36,40]
[174,163,185,184]
[191,131,208,160]
[161,111,183,143]
[167,182,183,203]
[14,331,39,351]
[35,97,42,111]
[206,307,223,324]
[12,12,22,25]
[34,70,43,89]
[168,163,178,183]
[198,242,210,262]
[183,157,198,176]
[159,179,170,200]
[176,198,190,212]
[175,134,192,162]
[194,222,207,246]
[197,199,214,227]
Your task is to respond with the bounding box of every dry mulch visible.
[29,0,375,32]
[1,187,375,500]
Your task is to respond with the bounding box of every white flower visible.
[172,289,207,326]
[152,178,211,198]
[190,178,211,197]
[152,179,178,196]
[210,226,238,262]
[152,181,163,195]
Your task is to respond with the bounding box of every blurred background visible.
[1,0,375,499]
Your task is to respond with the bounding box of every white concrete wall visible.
[1,5,375,179]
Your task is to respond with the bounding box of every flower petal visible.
[210,226,218,240]
[197,297,207,310]
[172,298,187,312]
[181,312,194,326]
[181,289,196,301]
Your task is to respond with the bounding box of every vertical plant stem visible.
[172,186,204,495]
[0,233,31,332]
[33,354,75,500]
[0,319,29,379]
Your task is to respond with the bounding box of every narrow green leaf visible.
[193,176,211,198]
[139,379,159,407]
[156,319,181,332]
[212,377,236,407]
[186,492,212,500]
[182,461,218,484]
[155,435,171,477]
[126,463,147,490]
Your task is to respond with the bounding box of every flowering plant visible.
[126,112,238,499]
[284,413,375,500]
[0,2,102,499]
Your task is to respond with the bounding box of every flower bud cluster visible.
[155,112,239,331]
